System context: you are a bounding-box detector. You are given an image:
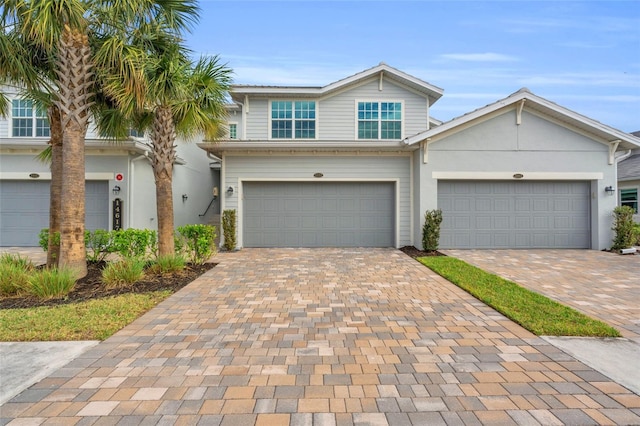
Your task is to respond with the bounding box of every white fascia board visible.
[432,171,604,180]
[197,140,414,152]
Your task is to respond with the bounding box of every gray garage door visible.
[0,180,109,246]
[244,182,395,247]
[438,180,591,249]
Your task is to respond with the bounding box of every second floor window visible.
[358,101,402,140]
[12,100,50,137]
[229,123,237,139]
[271,101,315,139]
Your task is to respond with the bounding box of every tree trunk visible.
[47,106,63,267]
[151,106,177,256]
[55,26,93,279]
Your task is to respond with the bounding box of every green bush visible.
[611,206,636,251]
[38,228,60,253]
[26,267,76,299]
[102,258,146,289]
[633,223,640,246]
[176,224,216,264]
[222,210,237,251]
[149,254,186,274]
[0,254,34,295]
[422,209,443,251]
[85,229,114,262]
[112,229,157,260]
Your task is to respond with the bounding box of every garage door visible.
[243,182,395,247]
[0,180,109,246]
[438,180,591,249]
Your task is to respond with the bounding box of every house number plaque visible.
[113,198,123,230]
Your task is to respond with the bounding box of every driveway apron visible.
[443,250,640,339]
[1,248,639,425]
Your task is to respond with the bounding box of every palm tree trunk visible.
[55,26,93,279]
[151,106,177,256]
[47,106,63,267]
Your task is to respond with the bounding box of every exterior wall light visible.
[112,185,121,195]
[605,186,615,195]
[182,194,188,202]
[227,186,234,195]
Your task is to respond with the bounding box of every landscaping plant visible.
[102,258,146,289]
[85,229,113,262]
[611,206,636,251]
[422,209,443,251]
[176,224,216,264]
[112,229,158,260]
[26,267,76,299]
[149,254,186,274]
[222,209,237,251]
[0,254,34,296]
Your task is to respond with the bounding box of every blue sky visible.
[191,1,640,132]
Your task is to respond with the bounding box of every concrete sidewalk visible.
[1,248,639,425]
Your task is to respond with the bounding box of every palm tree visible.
[108,41,232,256]
[2,0,200,278]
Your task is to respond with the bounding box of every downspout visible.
[614,149,633,203]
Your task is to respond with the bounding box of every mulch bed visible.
[399,246,445,259]
[0,262,216,310]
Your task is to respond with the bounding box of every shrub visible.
[176,224,216,264]
[112,229,157,260]
[422,209,443,251]
[26,267,76,299]
[38,228,60,253]
[149,254,186,274]
[222,209,237,251]
[85,229,114,262]
[0,254,34,295]
[611,206,636,251]
[633,223,640,246]
[102,258,145,289]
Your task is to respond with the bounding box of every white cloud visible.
[438,53,518,62]
[519,72,640,88]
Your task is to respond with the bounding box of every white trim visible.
[0,172,114,180]
[431,171,603,180]
[409,153,414,248]
[219,153,227,247]
[238,178,401,248]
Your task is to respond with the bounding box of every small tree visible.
[422,209,443,252]
[222,209,237,251]
[611,206,636,251]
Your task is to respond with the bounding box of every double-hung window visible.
[621,188,638,213]
[12,99,50,137]
[271,101,316,139]
[357,101,402,140]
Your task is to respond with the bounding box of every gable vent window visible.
[271,101,315,139]
[357,101,402,140]
[12,100,50,137]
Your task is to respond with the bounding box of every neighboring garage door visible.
[0,180,109,246]
[244,182,395,247]
[438,180,591,249]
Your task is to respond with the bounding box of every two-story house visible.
[3,63,640,249]
[0,85,220,246]
[199,63,640,250]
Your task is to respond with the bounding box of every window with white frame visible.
[621,188,638,213]
[271,101,315,139]
[229,123,237,139]
[12,99,50,137]
[357,101,402,140]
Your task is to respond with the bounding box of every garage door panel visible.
[243,182,394,247]
[438,180,590,249]
[1,180,108,246]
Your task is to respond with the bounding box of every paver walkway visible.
[443,250,640,339]
[2,248,640,425]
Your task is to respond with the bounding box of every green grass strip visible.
[0,291,172,342]
[418,256,620,337]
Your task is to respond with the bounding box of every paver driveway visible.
[443,250,640,339]
[2,248,640,425]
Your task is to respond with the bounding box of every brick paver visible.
[1,248,640,425]
[443,249,640,338]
